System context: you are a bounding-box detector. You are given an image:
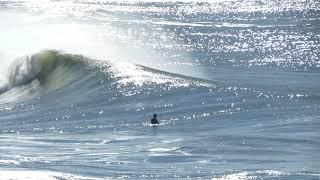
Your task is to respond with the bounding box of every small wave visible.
[0,170,102,180]
[212,170,320,180]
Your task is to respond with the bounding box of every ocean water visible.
[0,0,319,179]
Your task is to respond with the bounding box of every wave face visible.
[3,50,82,89]
[0,50,106,103]
[0,0,320,179]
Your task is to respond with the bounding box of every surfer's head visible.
[153,114,157,118]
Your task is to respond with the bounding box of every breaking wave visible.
[0,50,216,104]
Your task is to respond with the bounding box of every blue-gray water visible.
[0,0,319,179]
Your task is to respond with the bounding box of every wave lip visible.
[1,50,88,93]
[0,50,95,104]
[9,50,86,87]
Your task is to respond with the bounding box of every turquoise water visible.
[0,0,319,179]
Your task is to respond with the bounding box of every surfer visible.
[150,114,159,125]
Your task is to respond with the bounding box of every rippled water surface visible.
[0,0,319,179]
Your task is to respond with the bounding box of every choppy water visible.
[0,0,319,179]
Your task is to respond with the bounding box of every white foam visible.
[148,147,179,152]
[84,152,120,156]
[212,172,249,180]
[0,160,20,165]
[212,170,285,180]
[0,170,105,180]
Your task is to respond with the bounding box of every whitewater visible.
[0,0,319,179]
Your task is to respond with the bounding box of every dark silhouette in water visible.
[151,114,159,125]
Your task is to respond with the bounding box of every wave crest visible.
[11,50,86,85]
[0,50,91,97]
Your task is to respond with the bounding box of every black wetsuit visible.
[151,118,159,124]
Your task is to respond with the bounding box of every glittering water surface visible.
[0,0,319,179]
